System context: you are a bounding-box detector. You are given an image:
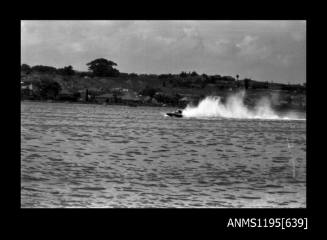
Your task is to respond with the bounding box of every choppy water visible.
[21,101,306,208]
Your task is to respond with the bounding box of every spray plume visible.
[182,91,305,120]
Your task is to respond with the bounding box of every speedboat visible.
[166,109,183,118]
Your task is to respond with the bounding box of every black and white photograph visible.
[21,20,306,208]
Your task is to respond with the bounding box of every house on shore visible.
[21,81,35,99]
[178,93,199,106]
[121,91,142,105]
[178,96,192,106]
[77,88,102,102]
[95,93,115,104]
[57,89,78,101]
[94,90,143,105]
[21,81,34,90]
[140,95,152,104]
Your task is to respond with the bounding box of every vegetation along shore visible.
[21,58,306,111]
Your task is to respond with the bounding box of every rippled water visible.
[21,101,306,208]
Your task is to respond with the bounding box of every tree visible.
[86,58,119,77]
[139,86,158,98]
[236,74,239,81]
[129,73,138,78]
[201,73,208,79]
[21,64,31,74]
[179,71,187,78]
[34,77,61,99]
[158,74,173,79]
[31,65,57,74]
[244,78,251,90]
[191,71,198,77]
[58,65,75,75]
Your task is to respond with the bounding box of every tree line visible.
[21,58,120,77]
[21,58,240,82]
[21,57,306,95]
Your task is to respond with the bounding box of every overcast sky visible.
[21,20,306,84]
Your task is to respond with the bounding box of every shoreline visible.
[20,99,176,108]
[21,99,306,114]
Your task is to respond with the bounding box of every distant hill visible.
[20,64,306,110]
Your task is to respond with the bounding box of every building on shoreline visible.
[95,93,115,104]
[120,91,142,105]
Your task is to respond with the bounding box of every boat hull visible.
[166,112,183,118]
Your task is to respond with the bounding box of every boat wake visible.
[182,91,305,120]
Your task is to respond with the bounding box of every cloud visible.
[21,20,306,83]
[236,35,272,60]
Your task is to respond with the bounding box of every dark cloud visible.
[21,20,306,83]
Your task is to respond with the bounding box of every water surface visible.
[21,101,306,208]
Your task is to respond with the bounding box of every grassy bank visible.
[21,69,306,111]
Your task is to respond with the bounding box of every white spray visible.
[182,91,305,120]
